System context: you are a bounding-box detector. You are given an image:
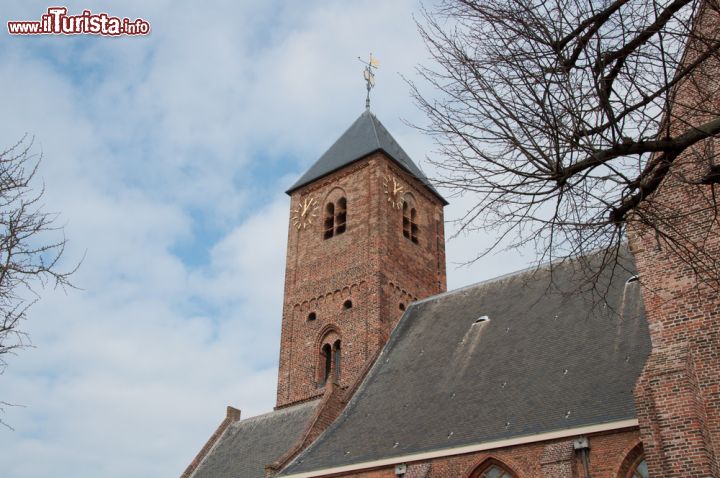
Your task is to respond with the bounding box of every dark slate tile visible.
[286,110,446,204]
[191,400,319,478]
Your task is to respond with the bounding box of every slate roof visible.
[280,251,650,476]
[191,399,319,478]
[286,110,447,204]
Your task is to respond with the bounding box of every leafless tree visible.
[0,136,76,428]
[413,0,720,290]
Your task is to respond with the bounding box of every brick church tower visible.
[275,110,447,408]
[630,2,720,476]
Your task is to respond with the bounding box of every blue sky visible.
[0,2,531,477]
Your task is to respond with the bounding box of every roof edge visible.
[285,148,449,206]
[181,406,241,478]
[280,419,639,478]
[414,242,636,307]
[268,384,345,473]
[243,398,320,421]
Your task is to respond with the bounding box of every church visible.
[181,5,720,476]
[180,108,652,478]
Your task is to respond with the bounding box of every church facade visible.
[181,4,719,476]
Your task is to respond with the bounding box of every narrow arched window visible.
[335,197,346,235]
[333,340,341,380]
[402,201,419,244]
[323,197,347,239]
[410,208,419,244]
[317,329,341,387]
[324,203,335,239]
[403,202,411,239]
[321,343,332,384]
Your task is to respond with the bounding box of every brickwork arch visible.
[323,186,347,204]
[464,457,519,478]
[387,280,417,315]
[402,193,419,244]
[314,324,341,351]
[615,442,646,478]
[292,281,366,310]
[315,326,341,386]
[323,187,347,239]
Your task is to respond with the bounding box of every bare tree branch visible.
[0,135,78,429]
[413,0,720,292]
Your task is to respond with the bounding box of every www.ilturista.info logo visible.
[7,7,150,36]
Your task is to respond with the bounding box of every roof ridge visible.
[368,111,382,149]
[412,263,538,306]
[413,244,635,307]
[239,399,320,424]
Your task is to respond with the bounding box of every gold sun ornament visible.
[383,175,405,209]
[292,196,319,230]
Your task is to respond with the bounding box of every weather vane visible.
[358,53,379,109]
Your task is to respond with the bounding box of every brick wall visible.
[276,153,446,408]
[313,428,640,477]
[629,2,720,476]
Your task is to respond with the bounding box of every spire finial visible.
[358,53,379,109]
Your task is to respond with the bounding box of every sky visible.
[0,2,532,477]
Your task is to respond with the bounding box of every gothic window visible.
[402,201,419,244]
[618,444,648,478]
[323,197,347,239]
[479,466,514,478]
[470,460,516,478]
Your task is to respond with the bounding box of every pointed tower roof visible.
[286,110,447,204]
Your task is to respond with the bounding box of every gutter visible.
[279,419,639,478]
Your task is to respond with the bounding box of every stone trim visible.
[279,420,639,478]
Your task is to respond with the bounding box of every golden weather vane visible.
[358,53,380,109]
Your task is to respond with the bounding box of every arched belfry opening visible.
[333,340,341,381]
[321,343,332,384]
[402,194,419,244]
[323,189,348,240]
[324,202,335,239]
[316,328,342,387]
